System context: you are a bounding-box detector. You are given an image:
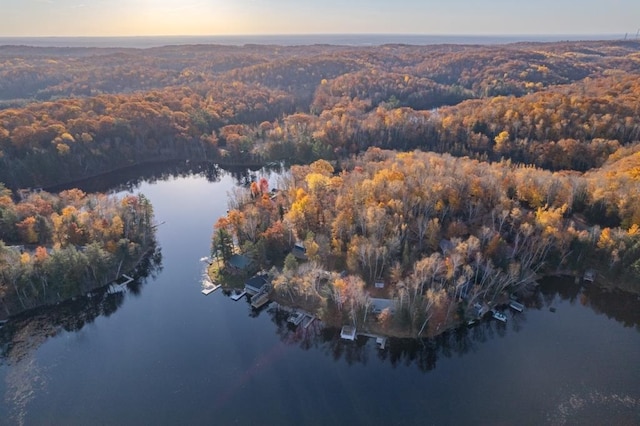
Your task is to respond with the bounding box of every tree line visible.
[0,185,156,317]
[1,41,639,189]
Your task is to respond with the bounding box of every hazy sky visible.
[2,0,639,37]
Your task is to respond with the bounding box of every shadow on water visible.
[536,276,640,331]
[249,277,640,372]
[44,160,288,194]
[0,245,162,366]
[44,160,224,194]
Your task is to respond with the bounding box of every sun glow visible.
[1,0,639,37]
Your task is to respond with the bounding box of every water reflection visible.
[44,160,224,194]
[251,277,640,372]
[537,277,640,331]
[44,160,288,194]
[0,245,162,366]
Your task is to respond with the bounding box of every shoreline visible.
[0,245,157,322]
[11,155,273,193]
[210,264,638,341]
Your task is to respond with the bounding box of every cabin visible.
[370,298,396,314]
[291,242,307,260]
[228,254,251,272]
[244,273,269,295]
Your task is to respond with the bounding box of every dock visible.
[509,301,524,312]
[250,292,270,309]
[107,283,127,294]
[230,291,247,301]
[201,275,221,295]
[340,325,357,341]
[202,283,221,295]
[303,315,316,329]
[357,332,388,350]
[107,274,134,294]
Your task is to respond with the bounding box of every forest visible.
[0,186,156,317]
[213,150,640,336]
[1,40,639,333]
[1,41,640,188]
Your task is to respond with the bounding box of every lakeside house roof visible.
[245,274,269,294]
[292,242,308,260]
[228,254,251,270]
[370,298,396,314]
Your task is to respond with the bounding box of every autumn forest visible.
[1,40,640,333]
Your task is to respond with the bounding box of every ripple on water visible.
[548,389,640,426]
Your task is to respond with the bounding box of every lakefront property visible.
[1,35,640,424]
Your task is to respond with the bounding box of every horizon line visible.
[0,32,628,38]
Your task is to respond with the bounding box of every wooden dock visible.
[250,292,270,309]
[340,325,357,341]
[303,315,316,329]
[108,274,134,294]
[357,332,388,349]
[202,283,221,295]
[231,291,246,301]
[509,301,524,312]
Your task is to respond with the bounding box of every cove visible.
[1,165,639,425]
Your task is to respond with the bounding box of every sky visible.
[2,0,639,37]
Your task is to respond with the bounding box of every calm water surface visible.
[1,168,639,425]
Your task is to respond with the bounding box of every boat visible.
[509,301,524,312]
[491,310,507,322]
[287,312,305,326]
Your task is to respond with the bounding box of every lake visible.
[1,164,639,425]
